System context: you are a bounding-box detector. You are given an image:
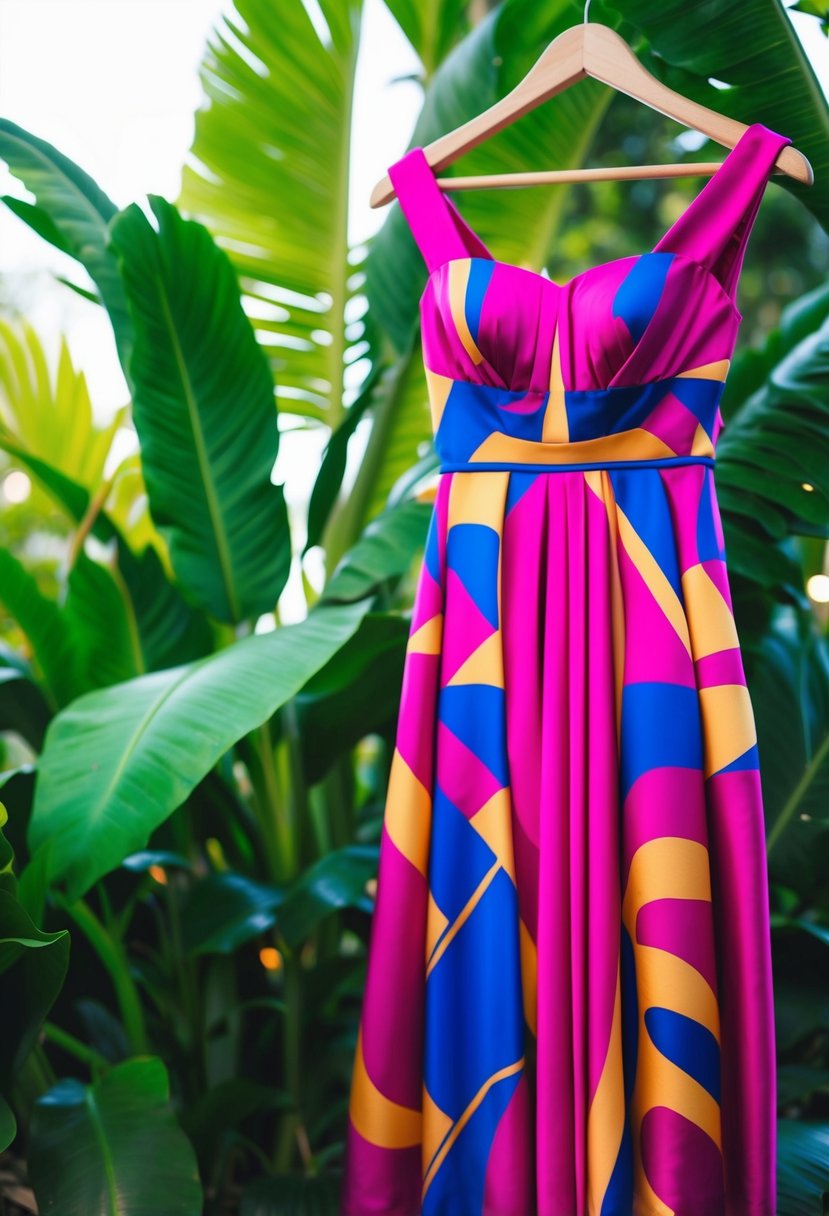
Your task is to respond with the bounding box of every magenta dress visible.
[340,122,789,1216]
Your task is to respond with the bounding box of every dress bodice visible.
[387,124,791,472]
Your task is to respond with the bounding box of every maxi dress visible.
[339,121,790,1216]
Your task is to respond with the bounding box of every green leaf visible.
[118,543,215,670]
[0,548,77,708]
[107,195,291,624]
[276,844,378,948]
[17,837,54,935]
[28,1057,202,1216]
[0,118,132,366]
[28,598,373,900]
[1,196,75,255]
[177,0,366,425]
[64,551,143,687]
[0,546,140,706]
[0,802,12,876]
[0,768,35,879]
[789,0,828,21]
[329,341,433,553]
[777,1119,829,1215]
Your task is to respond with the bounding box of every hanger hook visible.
[583,0,591,22]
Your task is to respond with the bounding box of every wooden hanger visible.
[370,11,813,206]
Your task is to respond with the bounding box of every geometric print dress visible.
[340,121,791,1216]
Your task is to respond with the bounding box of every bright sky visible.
[0,1,825,619]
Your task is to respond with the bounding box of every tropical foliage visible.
[0,0,827,1211]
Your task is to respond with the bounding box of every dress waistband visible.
[430,371,724,473]
[438,455,715,473]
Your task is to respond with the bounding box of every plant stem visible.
[55,894,149,1054]
[106,555,145,675]
[253,718,294,882]
[41,1022,110,1075]
[66,477,112,571]
[327,752,354,850]
[323,344,418,577]
[164,875,204,1097]
[273,935,303,1173]
[279,696,307,867]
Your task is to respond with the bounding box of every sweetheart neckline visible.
[414,123,777,327]
[422,248,745,324]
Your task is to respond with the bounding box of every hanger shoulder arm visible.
[582,24,812,185]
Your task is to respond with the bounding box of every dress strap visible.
[654,123,793,300]
[386,146,492,274]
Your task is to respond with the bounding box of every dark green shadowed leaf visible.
[181,1079,292,1174]
[275,844,378,948]
[179,873,284,956]
[0,663,51,751]
[0,804,70,1089]
[240,1170,342,1215]
[107,195,291,624]
[28,1057,202,1216]
[0,887,71,1088]
[295,611,409,784]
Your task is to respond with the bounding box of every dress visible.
[340,122,790,1216]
